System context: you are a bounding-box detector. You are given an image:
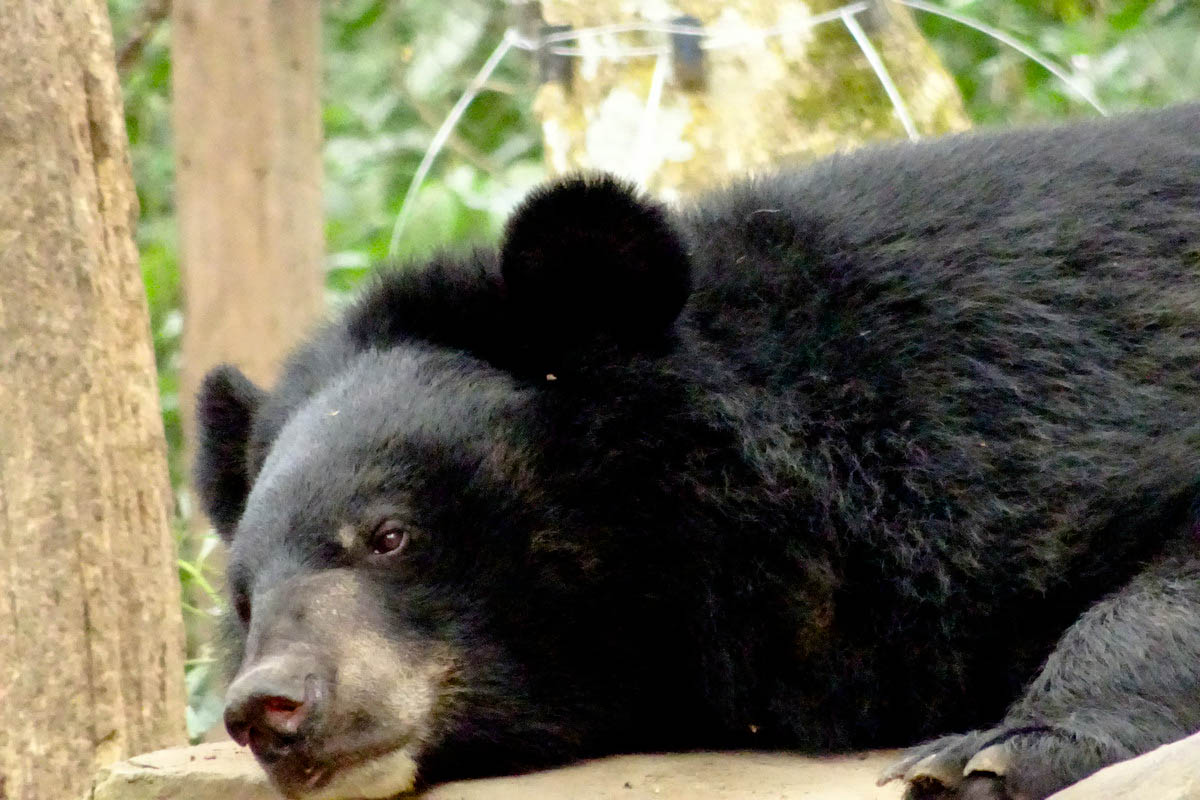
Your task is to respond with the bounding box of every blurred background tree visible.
[105,0,1200,741]
[530,0,971,197]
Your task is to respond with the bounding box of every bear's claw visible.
[881,730,1017,800]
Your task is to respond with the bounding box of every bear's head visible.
[194,176,713,798]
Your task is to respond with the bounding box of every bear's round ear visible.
[194,365,264,541]
[499,175,692,350]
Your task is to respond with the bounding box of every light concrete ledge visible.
[87,742,903,800]
[1048,732,1200,800]
[88,732,1200,800]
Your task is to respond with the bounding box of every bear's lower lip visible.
[260,741,417,800]
[302,765,330,790]
[259,755,332,798]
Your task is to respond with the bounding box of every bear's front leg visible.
[880,724,1126,800]
[881,555,1200,800]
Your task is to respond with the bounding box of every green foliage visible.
[914,0,1200,122]
[106,0,1199,741]
[177,532,226,738]
[322,0,543,273]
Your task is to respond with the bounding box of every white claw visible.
[877,752,927,786]
[964,743,1012,777]
[909,751,967,789]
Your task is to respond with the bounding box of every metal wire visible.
[841,9,920,140]
[388,31,518,258]
[388,2,1109,254]
[630,53,671,186]
[511,0,1107,119]
[524,1,873,57]
[896,0,1108,115]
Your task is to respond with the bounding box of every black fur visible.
[194,365,264,538]
[196,105,1200,799]
[499,174,691,349]
[341,176,690,376]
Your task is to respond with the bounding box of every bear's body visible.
[198,105,1200,800]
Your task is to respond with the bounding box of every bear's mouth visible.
[255,738,419,800]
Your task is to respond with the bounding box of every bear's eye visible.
[369,520,410,556]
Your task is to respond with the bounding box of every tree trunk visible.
[0,2,188,798]
[172,0,325,457]
[171,0,325,677]
[535,0,969,198]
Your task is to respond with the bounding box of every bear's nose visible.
[224,657,324,750]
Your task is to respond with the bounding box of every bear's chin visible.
[282,747,419,800]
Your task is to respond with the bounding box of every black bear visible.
[197,105,1200,800]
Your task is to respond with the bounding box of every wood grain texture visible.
[172,0,325,399]
[170,0,325,677]
[0,2,187,798]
